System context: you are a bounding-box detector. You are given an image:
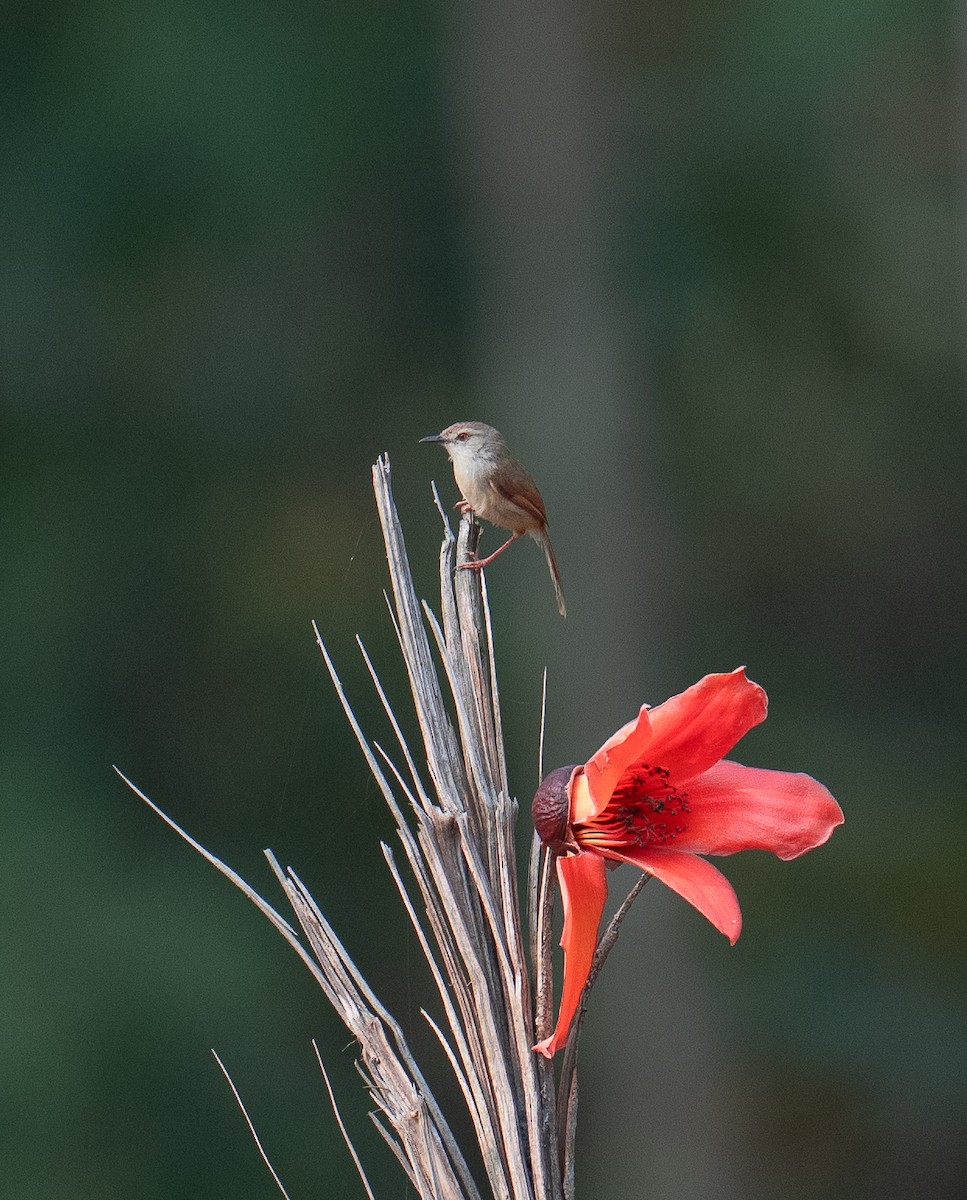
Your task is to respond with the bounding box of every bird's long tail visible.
[532,528,567,618]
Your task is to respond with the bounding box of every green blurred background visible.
[3,2,964,1197]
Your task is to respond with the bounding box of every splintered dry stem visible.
[120,454,645,1199]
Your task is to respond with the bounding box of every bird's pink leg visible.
[455,500,473,513]
[458,531,523,571]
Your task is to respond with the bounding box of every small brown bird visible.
[420,421,566,617]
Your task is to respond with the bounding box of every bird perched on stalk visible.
[420,421,566,617]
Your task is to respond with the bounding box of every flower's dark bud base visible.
[532,765,579,854]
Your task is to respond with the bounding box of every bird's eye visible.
[456,431,469,442]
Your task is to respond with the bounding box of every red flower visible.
[531,668,844,1058]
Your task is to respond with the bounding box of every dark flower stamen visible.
[576,763,690,849]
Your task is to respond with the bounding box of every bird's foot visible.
[457,554,485,572]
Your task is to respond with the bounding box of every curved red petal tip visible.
[532,1037,556,1059]
[606,847,743,943]
[582,704,654,818]
[640,668,769,787]
[673,760,844,860]
[583,669,769,818]
[533,853,609,1057]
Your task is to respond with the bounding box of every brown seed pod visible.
[532,765,579,854]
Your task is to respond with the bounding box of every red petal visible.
[582,704,654,818]
[533,852,608,1058]
[670,759,844,859]
[604,847,742,943]
[581,669,767,818]
[642,668,768,787]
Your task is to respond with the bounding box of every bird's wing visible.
[488,470,547,525]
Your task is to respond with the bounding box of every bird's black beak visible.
[419,433,444,444]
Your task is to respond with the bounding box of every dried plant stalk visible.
[121,454,581,1199]
[363,455,559,1199]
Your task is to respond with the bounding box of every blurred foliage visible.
[1,2,964,1198]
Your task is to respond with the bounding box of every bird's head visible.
[420,421,506,467]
